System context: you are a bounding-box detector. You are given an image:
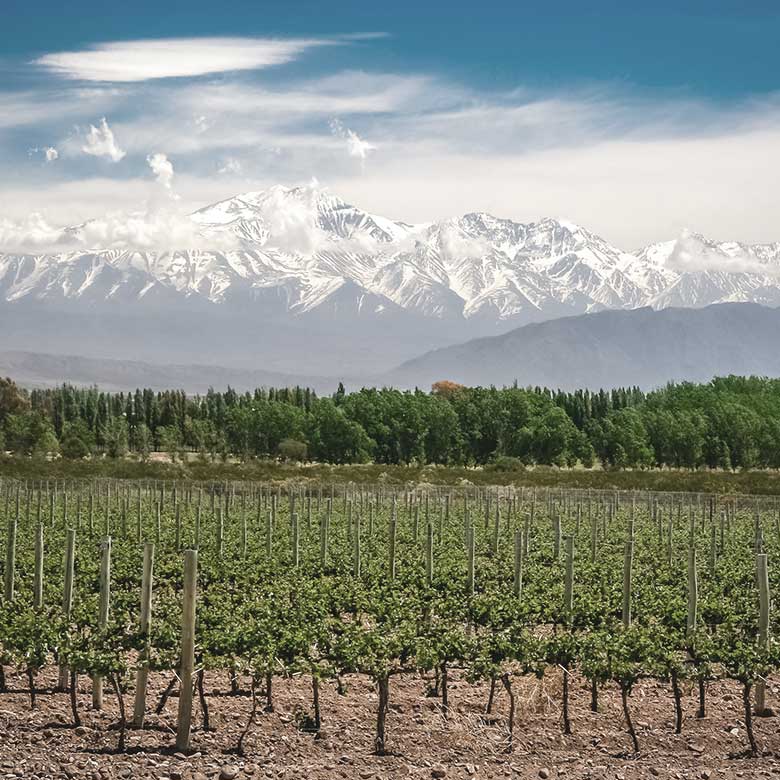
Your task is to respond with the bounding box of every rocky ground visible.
[0,666,778,780]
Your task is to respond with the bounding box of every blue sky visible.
[1,1,780,248]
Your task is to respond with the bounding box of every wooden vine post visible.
[756,553,770,715]
[466,526,475,596]
[132,542,155,727]
[33,523,44,609]
[176,549,198,752]
[687,546,698,635]
[564,535,574,619]
[425,523,434,584]
[491,506,500,555]
[58,529,76,690]
[319,513,329,567]
[291,512,300,568]
[353,512,361,577]
[513,530,524,598]
[92,537,112,710]
[388,514,397,580]
[622,537,633,628]
[4,502,17,602]
[217,507,224,558]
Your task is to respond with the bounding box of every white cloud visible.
[330,119,376,165]
[256,183,327,255]
[0,213,66,253]
[27,146,59,162]
[147,152,175,189]
[0,206,241,254]
[33,37,341,82]
[82,117,125,162]
[666,230,778,276]
[74,208,238,251]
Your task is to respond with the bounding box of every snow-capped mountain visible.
[3,184,780,320]
[2,184,780,376]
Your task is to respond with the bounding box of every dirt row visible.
[0,666,778,780]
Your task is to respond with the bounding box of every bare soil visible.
[0,666,778,780]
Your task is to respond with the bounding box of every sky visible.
[2,0,780,249]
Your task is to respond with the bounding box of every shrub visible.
[278,438,308,462]
[486,456,525,473]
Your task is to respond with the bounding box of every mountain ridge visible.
[4,184,780,321]
[386,302,780,391]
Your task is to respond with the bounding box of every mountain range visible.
[2,184,779,382]
[386,302,780,391]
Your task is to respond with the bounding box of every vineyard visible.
[0,479,779,778]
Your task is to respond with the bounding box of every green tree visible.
[307,399,373,463]
[60,419,94,460]
[103,417,129,459]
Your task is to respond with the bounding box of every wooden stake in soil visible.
[388,514,397,580]
[564,535,574,621]
[4,503,17,602]
[353,512,361,577]
[176,549,198,753]
[92,537,112,710]
[755,552,771,715]
[687,545,698,635]
[622,538,633,629]
[132,542,155,728]
[467,526,475,596]
[425,523,434,584]
[513,530,524,598]
[57,529,76,690]
[291,512,300,568]
[33,523,44,609]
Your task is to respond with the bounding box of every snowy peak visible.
[3,186,780,328]
[190,185,412,249]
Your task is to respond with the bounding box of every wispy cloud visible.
[81,117,125,162]
[32,36,368,82]
[330,119,376,167]
[218,158,243,175]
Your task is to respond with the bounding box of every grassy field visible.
[3,454,780,494]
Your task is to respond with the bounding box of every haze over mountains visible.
[2,302,778,394]
[2,184,780,387]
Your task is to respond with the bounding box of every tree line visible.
[0,375,778,470]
